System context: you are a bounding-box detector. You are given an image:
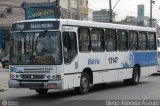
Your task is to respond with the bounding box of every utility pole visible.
[150,0,153,27]
[77,0,80,20]
[150,0,155,27]
[109,0,112,23]
[68,0,71,19]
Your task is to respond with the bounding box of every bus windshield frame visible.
[10,31,62,65]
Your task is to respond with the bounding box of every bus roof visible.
[13,19,156,32]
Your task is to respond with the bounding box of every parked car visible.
[0,53,3,62]
[1,54,9,68]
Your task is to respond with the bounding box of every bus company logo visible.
[88,58,100,65]
[128,53,134,66]
[2,100,8,106]
[122,52,134,68]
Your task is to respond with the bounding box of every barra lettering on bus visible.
[88,58,100,65]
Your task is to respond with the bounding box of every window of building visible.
[117,30,128,51]
[138,32,147,50]
[80,0,83,5]
[91,29,105,52]
[105,29,117,51]
[86,0,88,6]
[128,31,138,50]
[148,33,156,50]
[78,28,91,52]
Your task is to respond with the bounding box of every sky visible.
[89,0,160,25]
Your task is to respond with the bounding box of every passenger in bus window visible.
[63,45,68,59]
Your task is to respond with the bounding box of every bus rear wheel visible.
[75,72,90,94]
[35,89,48,94]
[123,66,140,85]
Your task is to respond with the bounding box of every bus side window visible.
[105,29,117,51]
[91,29,105,52]
[148,33,156,50]
[78,28,91,52]
[63,32,77,63]
[128,31,138,50]
[117,30,128,51]
[138,32,147,50]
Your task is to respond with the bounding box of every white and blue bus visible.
[157,38,160,71]
[9,19,158,94]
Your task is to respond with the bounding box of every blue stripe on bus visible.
[122,51,157,68]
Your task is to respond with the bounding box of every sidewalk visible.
[0,65,9,92]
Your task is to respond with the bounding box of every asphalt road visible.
[0,73,160,106]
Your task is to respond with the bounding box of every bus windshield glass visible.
[157,38,160,48]
[10,31,62,65]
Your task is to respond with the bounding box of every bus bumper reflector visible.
[47,83,58,89]
[8,80,62,89]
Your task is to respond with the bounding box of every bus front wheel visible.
[123,66,140,85]
[75,72,90,94]
[35,89,48,94]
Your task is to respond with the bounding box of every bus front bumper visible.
[8,80,62,89]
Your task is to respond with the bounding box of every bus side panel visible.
[132,51,149,76]
[140,67,149,76]
[63,75,69,89]
[106,52,133,81]
[78,52,106,84]
[157,38,160,71]
[63,57,79,89]
[149,66,157,75]
[106,70,119,82]
[73,74,81,87]
[148,51,158,75]
[63,75,78,89]
[119,68,133,80]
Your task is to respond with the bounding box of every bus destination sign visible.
[11,21,59,31]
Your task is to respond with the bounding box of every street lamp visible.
[109,0,121,23]
[112,0,120,11]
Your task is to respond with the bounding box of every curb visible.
[0,68,9,72]
[0,71,9,73]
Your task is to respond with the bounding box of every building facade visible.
[93,9,116,23]
[119,16,138,26]
[88,8,93,21]
[137,5,145,26]
[0,0,89,28]
[144,16,157,27]
[50,0,88,20]
[79,0,88,20]
[0,0,89,50]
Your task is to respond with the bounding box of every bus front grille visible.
[20,74,46,79]
[20,82,44,88]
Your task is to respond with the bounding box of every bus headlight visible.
[11,74,15,79]
[52,75,56,79]
[16,75,19,78]
[47,75,51,79]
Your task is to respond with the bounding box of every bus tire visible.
[35,89,48,94]
[123,66,140,85]
[75,72,90,94]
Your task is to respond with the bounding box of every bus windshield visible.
[157,38,160,48]
[10,31,62,65]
